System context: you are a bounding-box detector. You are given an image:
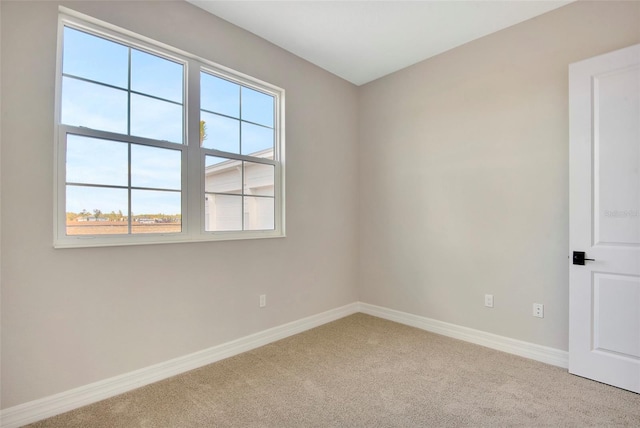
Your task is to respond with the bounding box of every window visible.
[54,10,284,248]
[201,72,277,232]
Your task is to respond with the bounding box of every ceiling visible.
[187,1,574,86]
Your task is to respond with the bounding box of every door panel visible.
[593,273,640,359]
[594,65,640,245]
[569,43,640,393]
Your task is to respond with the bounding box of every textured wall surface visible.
[358,0,640,351]
[0,0,359,408]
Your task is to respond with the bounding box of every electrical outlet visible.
[533,303,544,318]
[484,294,494,308]
[259,294,266,308]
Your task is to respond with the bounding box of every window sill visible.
[53,230,286,249]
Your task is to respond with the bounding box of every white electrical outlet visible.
[533,303,544,318]
[259,294,266,308]
[484,294,494,308]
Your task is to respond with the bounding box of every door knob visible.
[572,251,595,265]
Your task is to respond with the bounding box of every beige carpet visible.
[28,314,640,427]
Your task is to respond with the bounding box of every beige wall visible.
[2,0,640,413]
[0,0,359,408]
[358,0,640,351]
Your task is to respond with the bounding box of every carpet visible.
[28,313,640,427]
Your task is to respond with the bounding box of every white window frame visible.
[54,8,285,248]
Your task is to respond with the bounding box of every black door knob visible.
[573,251,595,265]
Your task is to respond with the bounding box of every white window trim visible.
[54,8,285,248]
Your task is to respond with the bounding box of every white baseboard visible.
[358,302,569,369]
[1,302,568,428]
[0,303,359,428]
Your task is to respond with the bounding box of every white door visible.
[569,43,640,393]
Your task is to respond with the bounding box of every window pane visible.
[205,156,229,167]
[61,77,127,134]
[241,122,273,156]
[131,49,183,103]
[131,190,181,234]
[201,111,239,153]
[131,94,183,143]
[66,186,128,235]
[66,135,128,186]
[204,194,242,231]
[201,72,239,118]
[63,27,128,88]
[205,156,242,195]
[244,196,274,231]
[131,145,181,190]
[241,87,274,127]
[244,162,274,196]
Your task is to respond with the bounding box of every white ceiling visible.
[188,1,574,86]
